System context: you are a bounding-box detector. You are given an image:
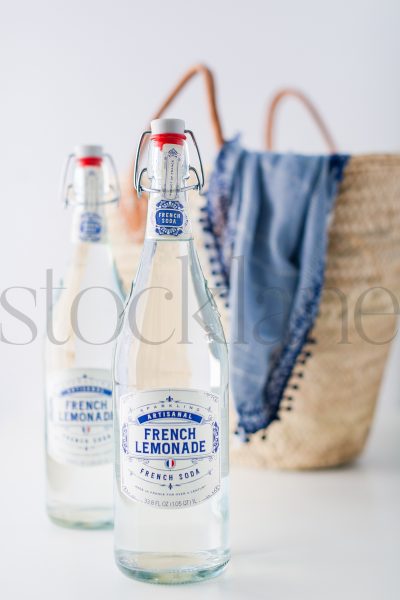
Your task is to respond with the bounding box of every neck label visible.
[72,210,105,243]
[164,146,181,199]
[80,211,103,241]
[153,200,187,237]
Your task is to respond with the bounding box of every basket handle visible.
[265,88,337,153]
[151,64,224,148]
[122,64,224,235]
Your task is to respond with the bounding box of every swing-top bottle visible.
[45,145,123,528]
[113,118,230,583]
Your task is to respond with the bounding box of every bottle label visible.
[152,200,187,237]
[120,388,221,509]
[47,368,113,466]
[72,211,105,243]
[79,211,103,242]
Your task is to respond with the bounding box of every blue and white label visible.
[47,368,113,466]
[79,211,103,242]
[153,200,187,237]
[120,389,220,509]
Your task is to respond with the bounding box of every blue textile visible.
[204,138,349,436]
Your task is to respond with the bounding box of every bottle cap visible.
[74,144,103,158]
[150,118,185,135]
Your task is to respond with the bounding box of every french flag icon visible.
[165,458,176,469]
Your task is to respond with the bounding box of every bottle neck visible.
[71,164,108,244]
[144,138,192,241]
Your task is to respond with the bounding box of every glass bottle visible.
[113,118,230,583]
[45,145,124,528]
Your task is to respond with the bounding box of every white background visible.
[1,1,400,598]
[1,0,400,422]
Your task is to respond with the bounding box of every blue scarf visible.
[204,138,349,436]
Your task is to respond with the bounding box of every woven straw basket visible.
[109,65,400,469]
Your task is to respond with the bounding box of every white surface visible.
[0,405,399,599]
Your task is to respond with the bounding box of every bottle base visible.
[47,506,113,530]
[115,550,230,584]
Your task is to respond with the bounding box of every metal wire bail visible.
[134,128,205,197]
[61,152,120,208]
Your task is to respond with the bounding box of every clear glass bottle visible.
[113,119,230,583]
[45,145,124,528]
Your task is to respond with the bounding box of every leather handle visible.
[151,64,224,148]
[265,88,337,153]
[122,64,224,236]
